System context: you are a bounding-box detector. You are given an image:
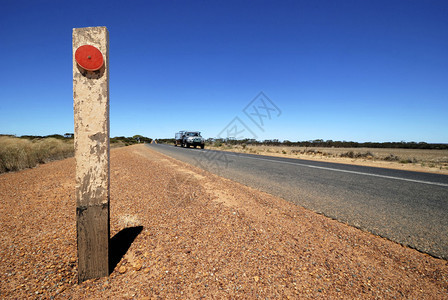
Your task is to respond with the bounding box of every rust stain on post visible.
[73,26,110,282]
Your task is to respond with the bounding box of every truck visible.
[175,131,205,149]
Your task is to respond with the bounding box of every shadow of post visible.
[109,226,143,274]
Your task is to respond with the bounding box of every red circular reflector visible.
[75,45,104,71]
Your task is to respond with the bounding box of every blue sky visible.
[0,0,447,142]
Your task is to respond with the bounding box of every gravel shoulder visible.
[1,144,447,299]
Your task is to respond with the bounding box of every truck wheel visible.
[186,143,190,148]
[194,145,197,148]
[201,145,205,149]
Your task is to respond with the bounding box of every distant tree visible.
[45,134,65,140]
[133,135,144,143]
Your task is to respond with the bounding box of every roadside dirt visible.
[0,144,447,299]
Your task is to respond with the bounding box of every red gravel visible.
[0,144,447,299]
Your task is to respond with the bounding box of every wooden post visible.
[73,26,110,282]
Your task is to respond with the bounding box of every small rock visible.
[134,263,142,271]
[118,266,127,274]
[69,257,76,264]
[253,276,259,282]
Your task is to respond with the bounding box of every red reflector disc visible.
[75,45,104,71]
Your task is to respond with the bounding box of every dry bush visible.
[111,140,127,148]
[0,136,74,173]
[340,151,374,159]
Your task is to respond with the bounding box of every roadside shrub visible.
[306,149,323,155]
[0,137,74,173]
[383,154,400,161]
[364,151,374,158]
[340,151,375,159]
[0,138,30,172]
[249,148,258,154]
[340,151,355,158]
[399,158,418,164]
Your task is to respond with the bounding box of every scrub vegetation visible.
[157,138,448,172]
[206,142,448,172]
[0,135,73,173]
[0,134,152,174]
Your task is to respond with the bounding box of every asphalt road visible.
[146,144,448,259]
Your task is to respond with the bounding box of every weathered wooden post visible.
[73,26,110,282]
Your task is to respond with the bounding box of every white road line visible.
[196,149,448,188]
